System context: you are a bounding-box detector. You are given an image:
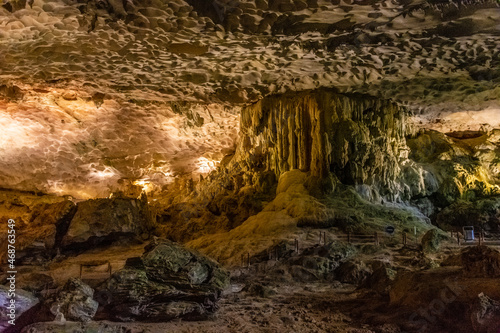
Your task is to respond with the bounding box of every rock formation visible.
[96,238,229,322]
[46,278,98,322]
[0,0,499,332]
[61,196,153,249]
[232,89,410,197]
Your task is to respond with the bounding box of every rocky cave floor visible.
[4,231,500,333]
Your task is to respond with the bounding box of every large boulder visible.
[0,286,39,331]
[47,278,98,322]
[421,229,447,253]
[61,197,152,248]
[283,242,357,282]
[96,238,229,322]
[436,198,500,232]
[470,293,500,333]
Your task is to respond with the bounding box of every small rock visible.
[462,246,500,278]
[0,286,38,330]
[421,229,447,253]
[48,278,98,322]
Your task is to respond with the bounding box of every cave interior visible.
[0,0,500,332]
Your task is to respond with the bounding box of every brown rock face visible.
[0,191,76,263]
[233,89,409,197]
[96,239,229,322]
[62,196,153,248]
[471,293,500,333]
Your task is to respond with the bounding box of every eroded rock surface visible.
[471,293,500,333]
[0,0,499,200]
[96,238,229,322]
[46,278,98,323]
[0,191,76,263]
[461,246,500,278]
[0,286,39,331]
[62,196,153,248]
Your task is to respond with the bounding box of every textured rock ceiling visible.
[1,0,498,107]
[0,0,499,198]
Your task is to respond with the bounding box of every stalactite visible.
[232,89,410,198]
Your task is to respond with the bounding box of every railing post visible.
[374,232,379,246]
[347,231,351,244]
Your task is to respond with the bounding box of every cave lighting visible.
[132,179,154,193]
[197,157,219,174]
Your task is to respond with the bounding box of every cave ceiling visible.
[0,0,499,198]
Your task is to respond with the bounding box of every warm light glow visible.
[197,157,219,174]
[133,179,154,193]
[87,166,120,180]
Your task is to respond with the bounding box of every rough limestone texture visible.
[266,242,357,283]
[232,89,410,201]
[0,190,76,263]
[0,0,499,200]
[47,278,98,323]
[61,196,152,248]
[359,265,397,294]
[97,238,229,322]
[336,260,372,285]
[232,90,410,201]
[461,246,500,278]
[407,130,500,211]
[187,169,330,266]
[389,267,500,332]
[436,198,500,232]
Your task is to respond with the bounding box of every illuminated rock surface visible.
[0,0,499,332]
